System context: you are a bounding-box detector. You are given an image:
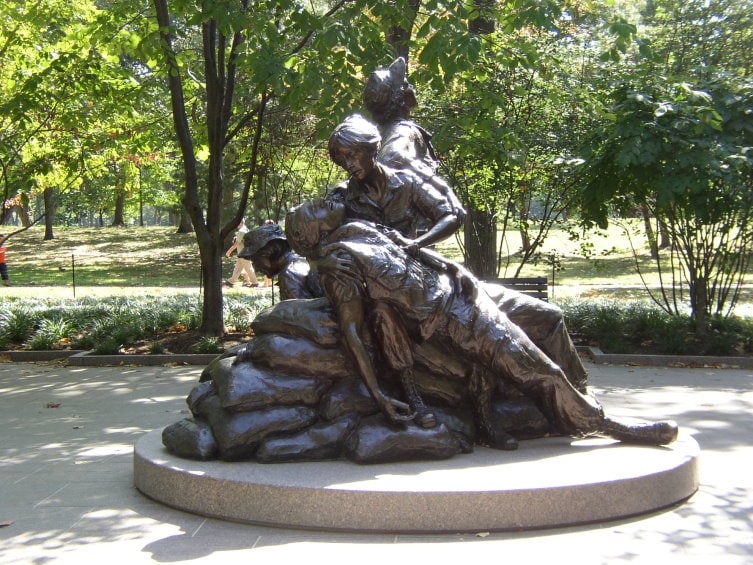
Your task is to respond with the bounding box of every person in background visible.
[0,234,9,286]
[224,219,258,288]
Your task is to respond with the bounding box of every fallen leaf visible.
[46,402,61,408]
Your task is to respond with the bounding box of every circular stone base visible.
[134,429,699,533]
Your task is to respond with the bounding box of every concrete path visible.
[1,359,751,564]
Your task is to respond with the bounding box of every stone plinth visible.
[134,430,699,533]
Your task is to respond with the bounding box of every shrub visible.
[1,294,750,357]
[0,306,38,345]
[25,318,73,351]
[560,299,753,356]
[224,294,269,332]
[92,337,123,355]
[193,336,223,354]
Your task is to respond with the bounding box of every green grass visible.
[3,226,204,287]
[4,221,751,292]
[3,222,752,318]
[0,223,660,289]
[1,222,751,356]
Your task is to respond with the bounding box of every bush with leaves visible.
[0,293,269,352]
[560,299,753,356]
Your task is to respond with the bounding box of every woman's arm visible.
[336,295,414,423]
[411,212,462,251]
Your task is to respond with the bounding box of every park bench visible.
[482,276,549,301]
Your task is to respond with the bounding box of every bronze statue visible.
[326,113,462,253]
[161,65,679,465]
[363,57,466,224]
[326,113,588,392]
[361,59,590,391]
[238,223,322,300]
[284,200,678,448]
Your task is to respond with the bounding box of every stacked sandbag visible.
[162,298,552,464]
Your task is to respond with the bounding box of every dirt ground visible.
[122,330,253,355]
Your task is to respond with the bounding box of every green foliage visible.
[192,336,224,354]
[580,77,753,325]
[577,1,753,327]
[25,318,73,351]
[91,338,123,355]
[0,305,38,345]
[561,299,753,356]
[0,0,173,227]
[224,295,262,333]
[0,293,268,352]
[582,78,753,225]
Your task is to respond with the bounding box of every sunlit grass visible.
[3,222,750,318]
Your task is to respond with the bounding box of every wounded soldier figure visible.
[284,199,678,449]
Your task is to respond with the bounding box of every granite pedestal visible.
[134,429,699,533]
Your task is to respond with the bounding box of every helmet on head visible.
[363,57,409,118]
[240,223,286,259]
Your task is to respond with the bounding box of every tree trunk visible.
[517,187,531,253]
[385,0,421,62]
[6,204,31,226]
[519,225,531,253]
[464,206,498,278]
[659,222,671,249]
[43,187,56,240]
[640,204,659,259]
[175,208,194,233]
[198,235,226,335]
[154,0,225,337]
[138,167,144,227]
[462,3,498,279]
[112,189,127,226]
[690,275,709,337]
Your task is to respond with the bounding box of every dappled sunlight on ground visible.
[1,361,752,563]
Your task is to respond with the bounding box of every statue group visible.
[162,59,678,464]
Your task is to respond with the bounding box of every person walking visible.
[0,234,9,286]
[224,219,258,288]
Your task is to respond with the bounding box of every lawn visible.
[2,222,751,305]
[1,222,751,355]
[2,226,202,288]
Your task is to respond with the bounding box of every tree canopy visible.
[1,0,750,335]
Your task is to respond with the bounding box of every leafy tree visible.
[579,0,753,332]
[0,0,176,235]
[415,1,632,277]
[581,79,753,331]
[147,0,403,335]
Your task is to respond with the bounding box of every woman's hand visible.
[316,249,354,272]
[377,393,415,423]
[402,241,420,257]
[447,262,478,300]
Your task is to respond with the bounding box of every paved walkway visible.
[0,359,751,564]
